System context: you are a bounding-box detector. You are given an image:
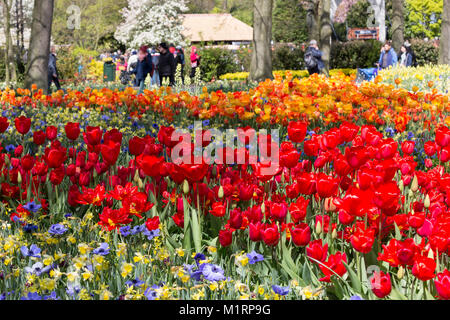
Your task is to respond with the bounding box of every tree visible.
[52,0,127,50]
[272,0,308,43]
[405,0,443,39]
[440,0,450,64]
[391,0,404,53]
[24,0,54,92]
[302,0,321,41]
[368,0,386,42]
[1,0,17,84]
[249,0,273,82]
[115,0,188,48]
[320,0,332,73]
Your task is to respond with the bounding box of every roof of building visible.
[181,14,253,43]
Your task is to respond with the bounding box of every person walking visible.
[175,46,185,84]
[133,46,154,94]
[377,41,398,69]
[48,46,61,92]
[304,40,324,75]
[190,46,200,79]
[158,42,176,87]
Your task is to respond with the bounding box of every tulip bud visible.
[261,202,265,214]
[398,180,404,193]
[17,171,22,184]
[332,228,337,239]
[397,266,404,279]
[218,186,224,199]
[424,194,430,208]
[183,179,189,194]
[281,173,285,184]
[137,177,144,189]
[315,221,322,234]
[411,175,418,192]
[427,249,434,259]
[133,170,140,183]
[408,189,414,197]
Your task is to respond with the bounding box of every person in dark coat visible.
[133,45,154,94]
[157,42,176,87]
[304,40,324,75]
[48,46,61,92]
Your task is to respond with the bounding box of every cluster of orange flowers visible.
[1,72,449,132]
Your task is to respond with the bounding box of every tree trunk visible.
[24,0,54,92]
[440,0,450,65]
[391,0,404,53]
[320,0,331,74]
[2,0,17,85]
[305,0,320,42]
[368,0,386,43]
[249,0,273,82]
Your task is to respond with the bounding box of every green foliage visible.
[198,46,245,81]
[52,0,128,50]
[55,47,80,81]
[405,0,443,39]
[346,0,371,28]
[330,40,382,69]
[272,45,305,70]
[410,39,440,65]
[272,0,308,43]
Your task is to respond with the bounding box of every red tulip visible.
[435,269,450,300]
[424,141,436,157]
[270,202,288,221]
[412,255,436,281]
[0,117,9,133]
[158,126,178,148]
[145,216,160,231]
[129,136,146,156]
[304,139,319,157]
[287,121,307,143]
[65,122,80,141]
[44,147,67,169]
[15,116,31,135]
[49,167,65,185]
[435,126,450,148]
[401,140,415,155]
[316,173,339,198]
[136,154,164,178]
[85,126,102,145]
[289,196,309,223]
[370,271,392,298]
[306,239,328,263]
[291,223,311,246]
[101,140,121,165]
[104,128,123,145]
[249,222,262,242]
[351,225,375,253]
[20,155,35,171]
[209,202,226,217]
[46,126,58,141]
[319,252,347,282]
[262,224,280,246]
[33,130,46,146]
[219,229,232,247]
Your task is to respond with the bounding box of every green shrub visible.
[272,45,305,70]
[330,40,382,69]
[410,39,439,66]
[198,46,243,82]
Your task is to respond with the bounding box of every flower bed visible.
[0,75,449,300]
[378,65,450,94]
[219,69,357,81]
